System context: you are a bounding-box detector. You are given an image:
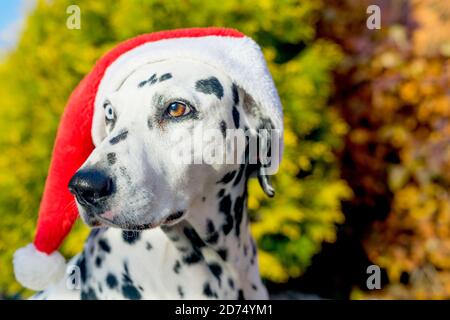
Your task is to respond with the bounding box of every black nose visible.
[68,169,113,207]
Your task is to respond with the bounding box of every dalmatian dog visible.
[33,58,277,300]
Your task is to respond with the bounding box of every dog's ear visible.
[241,90,280,197]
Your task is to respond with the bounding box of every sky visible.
[0,0,35,52]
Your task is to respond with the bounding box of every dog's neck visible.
[161,164,266,298]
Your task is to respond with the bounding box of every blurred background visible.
[0,0,449,299]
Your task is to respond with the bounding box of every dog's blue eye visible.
[166,101,191,118]
[104,103,115,121]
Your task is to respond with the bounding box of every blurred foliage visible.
[0,0,350,295]
[319,0,450,299]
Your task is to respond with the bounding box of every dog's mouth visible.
[81,209,186,230]
[163,211,185,225]
[88,215,154,230]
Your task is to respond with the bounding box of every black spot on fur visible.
[147,118,153,129]
[206,219,215,234]
[220,121,227,138]
[238,289,245,300]
[232,106,240,128]
[232,83,239,105]
[202,196,206,202]
[159,73,172,82]
[149,74,158,85]
[95,256,102,268]
[122,284,142,300]
[217,189,225,198]
[183,227,206,249]
[183,251,202,264]
[177,285,184,298]
[182,227,206,264]
[218,170,236,184]
[203,282,217,298]
[106,273,118,289]
[228,278,235,289]
[234,194,245,237]
[250,239,257,265]
[98,239,111,253]
[138,73,157,88]
[145,242,152,250]
[219,195,234,235]
[173,260,181,274]
[109,130,128,145]
[122,262,133,284]
[217,248,228,261]
[252,284,258,290]
[251,239,257,257]
[122,230,141,244]
[195,77,224,99]
[81,287,97,300]
[107,153,116,165]
[205,219,219,244]
[208,263,223,285]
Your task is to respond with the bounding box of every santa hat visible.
[13,27,283,290]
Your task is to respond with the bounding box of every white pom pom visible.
[13,243,66,291]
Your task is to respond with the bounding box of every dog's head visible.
[68,58,280,230]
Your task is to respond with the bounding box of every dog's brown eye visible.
[166,101,191,118]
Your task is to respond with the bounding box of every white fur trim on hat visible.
[13,243,66,291]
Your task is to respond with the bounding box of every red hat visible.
[13,27,283,290]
